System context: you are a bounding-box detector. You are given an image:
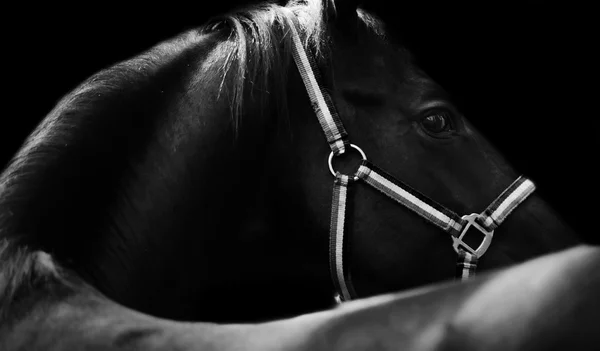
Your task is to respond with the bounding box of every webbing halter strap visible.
[283,12,349,156]
[282,10,536,302]
[329,174,357,301]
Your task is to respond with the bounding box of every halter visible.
[282,12,536,302]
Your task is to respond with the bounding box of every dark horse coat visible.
[1,1,596,350]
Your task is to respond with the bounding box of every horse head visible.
[248,0,581,304]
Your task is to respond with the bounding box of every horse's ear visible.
[327,0,361,23]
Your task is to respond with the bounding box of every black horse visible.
[0,1,592,350]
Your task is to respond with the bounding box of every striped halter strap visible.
[282,11,536,302]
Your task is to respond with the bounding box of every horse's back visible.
[269,244,600,350]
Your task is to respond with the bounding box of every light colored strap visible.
[281,9,349,156]
[329,173,356,302]
[356,160,467,237]
[478,176,536,230]
[456,249,478,281]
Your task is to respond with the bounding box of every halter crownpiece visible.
[281,9,536,302]
[282,9,349,156]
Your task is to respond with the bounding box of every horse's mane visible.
[203,0,327,131]
[201,0,386,132]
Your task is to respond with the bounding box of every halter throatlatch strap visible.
[355,160,467,237]
[329,173,357,302]
[282,10,349,156]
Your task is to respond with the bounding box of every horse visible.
[0,0,585,348]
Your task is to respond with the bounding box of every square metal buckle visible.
[452,213,494,257]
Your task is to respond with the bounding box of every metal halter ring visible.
[452,213,494,257]
[328,144,367,181]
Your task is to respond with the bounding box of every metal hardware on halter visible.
[328,144,367,181]
[452,213,494,257]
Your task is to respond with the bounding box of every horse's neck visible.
[0,29,322,322]
[78,42,334,322]
[88,142,334,322]
[0,25,334,322]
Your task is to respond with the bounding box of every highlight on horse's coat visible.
[0,1,597,350]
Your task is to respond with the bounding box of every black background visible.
[3,2,596,243]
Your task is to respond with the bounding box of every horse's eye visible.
[421,112,453,135]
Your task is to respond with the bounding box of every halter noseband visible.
[282,11,535,302]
